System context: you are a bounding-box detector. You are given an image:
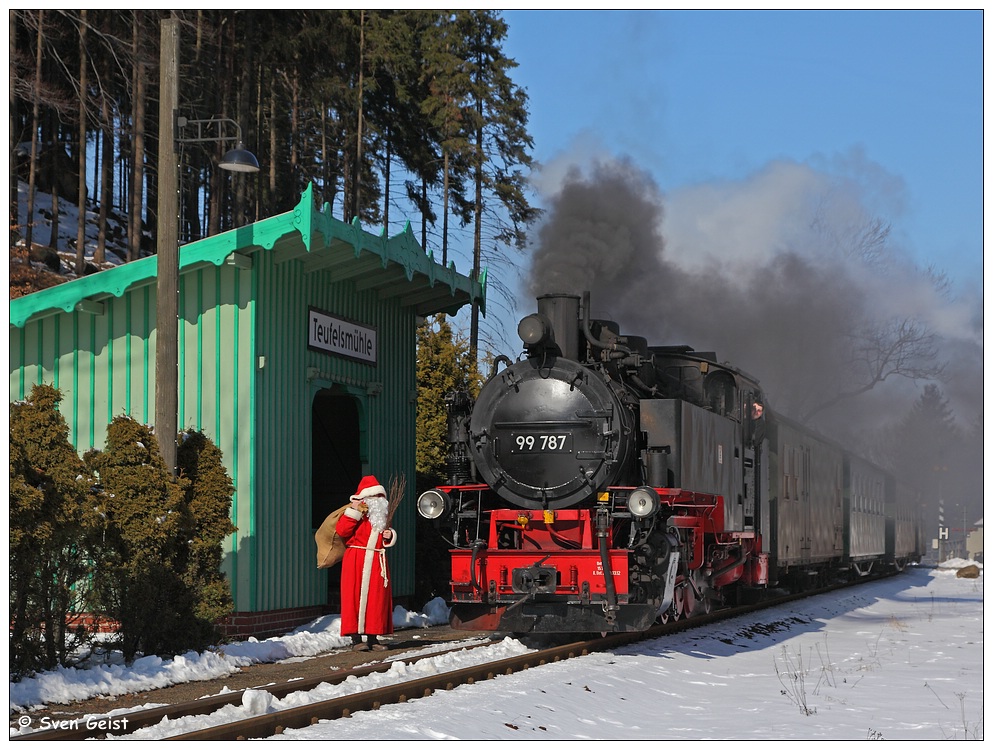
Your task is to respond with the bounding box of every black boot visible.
[368,635,387,651]
[351,635,368,652]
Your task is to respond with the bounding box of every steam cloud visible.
[526,154,983,448]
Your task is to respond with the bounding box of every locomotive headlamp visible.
[518,313,553,348]
[417,489,452,520]
[627,486,660,518]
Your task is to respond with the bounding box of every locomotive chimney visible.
[535,293,581,361]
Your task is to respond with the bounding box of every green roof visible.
[10,184,485,329]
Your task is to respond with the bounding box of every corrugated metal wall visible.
[250,247,417,612]
[772,422,844,566]
[9,261,257,609]
[178,262,257,610]
[10,284,157,448]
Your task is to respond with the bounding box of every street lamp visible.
[175,114,259,243]
[176,114,261,173]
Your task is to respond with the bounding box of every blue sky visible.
[499,9,983,290]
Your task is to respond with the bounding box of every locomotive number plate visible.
[510,433,572,453]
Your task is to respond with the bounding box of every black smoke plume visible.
[525,155,983,527]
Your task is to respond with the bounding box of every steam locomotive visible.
[417,292,924,633]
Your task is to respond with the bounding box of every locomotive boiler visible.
[417,292,921,633]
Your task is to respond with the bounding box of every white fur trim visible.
[351,484,386,502]
[343,507,364,520]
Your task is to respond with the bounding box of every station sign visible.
[308,307,377,365]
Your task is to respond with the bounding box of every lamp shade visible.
[219,142,260,173]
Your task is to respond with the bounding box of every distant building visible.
[966,517,983,563]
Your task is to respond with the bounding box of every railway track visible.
[8,639,496,741]
[11,573,894,741]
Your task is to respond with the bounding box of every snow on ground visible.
[9,598,454,713]
[9,561,983,740]
[273,561,984,742]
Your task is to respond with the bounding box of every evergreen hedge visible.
[9,385,237,675]
[10,385,99,679]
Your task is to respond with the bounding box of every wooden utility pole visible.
[155,16,179,475]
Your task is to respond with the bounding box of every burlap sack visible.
[315,504,350,568]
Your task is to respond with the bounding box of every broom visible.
[386,474,406,526]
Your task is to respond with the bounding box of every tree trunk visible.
[320,103,329,208]
[25,10,42,251]
[10,11,19,237]
[470,122,483,360]
[354,9,365,222]
[442,150,450,266]
[268,73,277,214]
[95,78,111,265]
[76,9,88,273]
[382,121,391,232]
[129,12,147,263]
[420,178,428,251]
[290,69,300,203]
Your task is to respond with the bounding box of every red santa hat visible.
[350,475,386,502]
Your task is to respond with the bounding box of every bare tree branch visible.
[800,316,946,423]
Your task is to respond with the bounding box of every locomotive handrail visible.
[489,354,513,379]
[581,290,632,357]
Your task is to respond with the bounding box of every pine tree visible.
[415,313,480,482]
[880,384,962,532]
[419,11,475,267]
[461,10,539,357]
[413,314,482,606]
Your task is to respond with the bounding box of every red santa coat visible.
[335,506,395,636]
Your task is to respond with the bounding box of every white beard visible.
[366,496,389,534]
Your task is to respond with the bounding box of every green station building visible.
[9,185,484,637]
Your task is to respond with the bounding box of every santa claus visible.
[335,475,397,651]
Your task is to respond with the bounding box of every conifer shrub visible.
[176,429,237,643]
[9,384,99,679]
[413,315,483,607]
[10,391,238,672]
[85,416,192,662]
[84,419,238,662]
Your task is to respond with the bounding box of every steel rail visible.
[10,640,494,742]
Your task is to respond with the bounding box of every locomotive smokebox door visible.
[469,359,636,510]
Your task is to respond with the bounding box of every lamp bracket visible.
[175,111,243,146]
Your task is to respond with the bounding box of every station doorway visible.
[312,387,363,608]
